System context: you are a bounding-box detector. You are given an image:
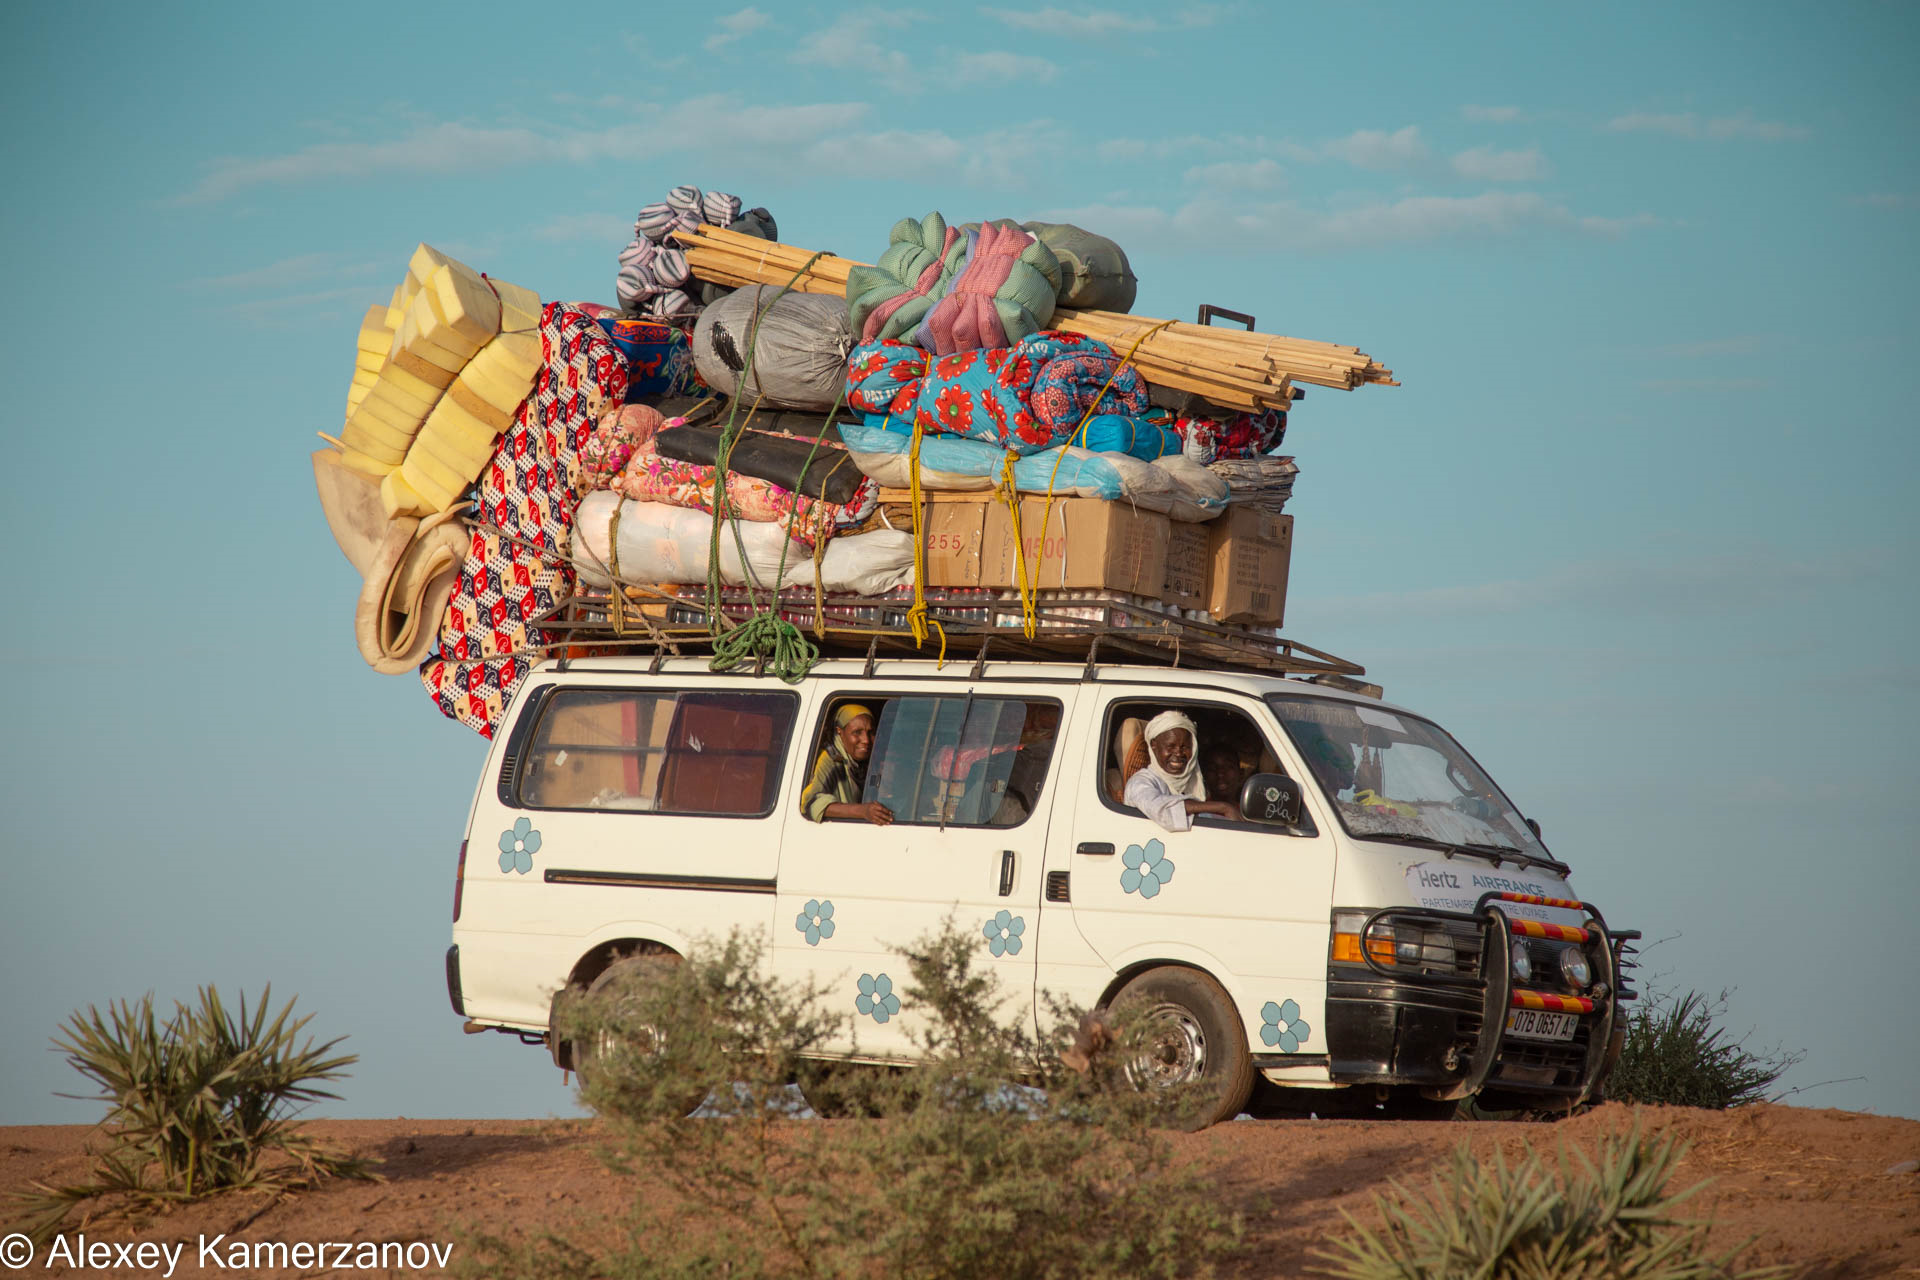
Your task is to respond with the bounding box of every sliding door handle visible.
[998,850,1016,897]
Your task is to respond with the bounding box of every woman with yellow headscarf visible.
[802,703,895,825]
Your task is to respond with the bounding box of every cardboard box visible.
[980,498,1169,596]
[1161,521,1211,610]
[907,499,987,587]
[1207,509,1291,625]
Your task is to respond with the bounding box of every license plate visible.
[1504,1009,1578,1042]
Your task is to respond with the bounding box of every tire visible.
[1109,967,1256,1129]
[795,1062,896,1119]
[569,954,707,1118]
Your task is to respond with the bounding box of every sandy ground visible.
[3,1102,1915,1278]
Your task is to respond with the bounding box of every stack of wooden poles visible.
[672,225,1395,416]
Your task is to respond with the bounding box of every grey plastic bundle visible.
[693,286,852,412]
[1022,221,1138,312]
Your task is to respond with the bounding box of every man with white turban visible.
[1124,710,1243,832]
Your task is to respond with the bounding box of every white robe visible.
[1125,768,1197,833]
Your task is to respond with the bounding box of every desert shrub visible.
[1607,989,1800,1110]
[1314,1121,1784,1280]
[11,986,372,1242]
[461,925,1240,1280]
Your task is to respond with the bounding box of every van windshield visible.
[1266,695,1549,859]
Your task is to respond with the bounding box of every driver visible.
[1125,710,1242,832]
[802,704,894,825]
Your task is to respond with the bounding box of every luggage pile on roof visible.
[312,186,1394,737]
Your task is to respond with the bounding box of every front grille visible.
[1495,1019,1592,1090]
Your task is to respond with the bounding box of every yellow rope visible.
[607,500,626,636]
[1001,319,1176,637]
[902,411,949,666]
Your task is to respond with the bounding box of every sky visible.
[2,1,1915,1124]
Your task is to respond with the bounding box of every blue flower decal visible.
[497,817,541,875]
[1260,999,1311,1052]
[982,910,1026,957]
[1120,839,1176,899]
[795,899,836,947]
[856,973,901,1024]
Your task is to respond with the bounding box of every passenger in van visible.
[802,703,895,825]
[990,703,1061,826]
[1201,742,1249,805]
[1125,710,1244,832]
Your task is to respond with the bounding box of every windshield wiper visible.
[1351,833,1458,855]
[1356,833,1567,875]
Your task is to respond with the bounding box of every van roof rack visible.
[528,586,1370,684]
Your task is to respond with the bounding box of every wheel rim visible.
[1126,1002,1209,1090]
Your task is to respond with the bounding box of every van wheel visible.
[1109,968,1255,1129]
[796,1062,895,1119]
[571,955,707,1118]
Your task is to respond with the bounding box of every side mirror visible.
[1239,773,1302,826]
[1526,817,1543,840]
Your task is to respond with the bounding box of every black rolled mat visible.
[654,423,865,505]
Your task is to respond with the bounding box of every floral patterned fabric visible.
[578,403,667,489]
[1172,408,1287,462]
[844,330,1150,456]
[593,317,700,402]
[609,440,874,549]
[417,303,627,738]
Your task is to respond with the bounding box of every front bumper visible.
[1326,895,1634,1106]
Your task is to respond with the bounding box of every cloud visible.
[1450,145,1548,182]
[1462,105,1526,124]
[953,51,1058,82]
[1095,132,1318,165]
[801,122,1065,189]
[1303,549,1887,626]
[176,96,871,202]
[193,252,373,291]
[180,123,558,203]
[1607,111,1810,141]
[533,212,635,243]
[1849,192,1917,209]
[1035,190,1657,250]
[224,285,375,324]
[705,6,770,51]
[1323,125,1428,170]
[703,6,770,50]
[980,6,1161,35]
[1182,157,1286,191]
[793,10,918,90]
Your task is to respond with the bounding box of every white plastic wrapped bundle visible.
[571,493,914,595]
[838,421,1229,523]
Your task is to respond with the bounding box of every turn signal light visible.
[1331,933,1398,965]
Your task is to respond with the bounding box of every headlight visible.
[1559,946,1592,989]
[1509,940,1533,984]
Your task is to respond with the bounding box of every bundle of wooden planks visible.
[671,225,1395,414]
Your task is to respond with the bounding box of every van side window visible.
[517,689,797,816]
[812,695,1059,827]
[1101,699,1316,836]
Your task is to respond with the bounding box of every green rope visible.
[703,253,852,683]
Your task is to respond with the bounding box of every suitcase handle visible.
[1196,304,1256,330]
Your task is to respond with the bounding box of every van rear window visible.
[516,689,797,816]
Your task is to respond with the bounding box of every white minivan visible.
[446,655,1633,1124]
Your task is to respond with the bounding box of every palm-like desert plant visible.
[12,986,372,1241]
